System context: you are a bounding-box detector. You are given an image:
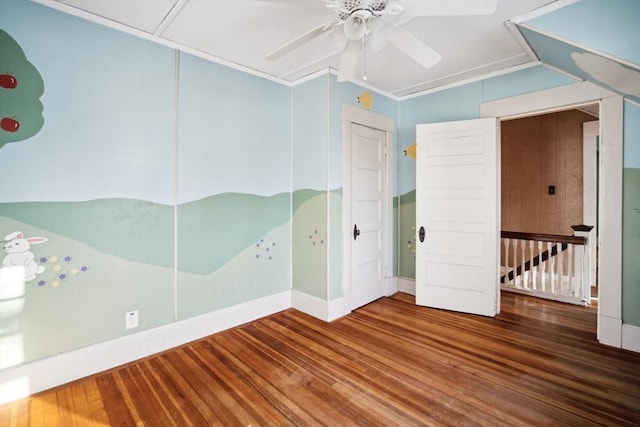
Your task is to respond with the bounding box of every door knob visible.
[419,226,425,242]
[353,224,361,240]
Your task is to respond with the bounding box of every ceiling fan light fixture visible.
[344,10,370,40]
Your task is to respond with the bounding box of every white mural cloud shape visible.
[571,52,640,97]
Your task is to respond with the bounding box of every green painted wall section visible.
[1,199,174,268]
[177,192,290,275]
[178,222,290,319]
[622,168,640,326]
[0,217,174,368]
[292,192,328,299]
[396,190,417,279]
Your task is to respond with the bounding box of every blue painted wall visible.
[0,0,292,368]
[526,0,640,66]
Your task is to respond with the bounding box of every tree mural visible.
[0,29,44,148]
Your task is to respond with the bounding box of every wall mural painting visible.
[0,32,88,291]
[0,30,45,147]
[357,91,373,111]
[308,229,325,246]
[255,237,277,261]
[2,231,90,288]
[403,142,417,159]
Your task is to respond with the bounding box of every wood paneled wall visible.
[501,110,596,235]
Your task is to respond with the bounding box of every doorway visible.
[499,107,599,304]
[481,82,624,347]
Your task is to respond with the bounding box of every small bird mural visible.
[404,142,417,159]
[357,91,373,111]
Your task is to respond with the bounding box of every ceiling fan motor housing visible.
[337,0,389,20]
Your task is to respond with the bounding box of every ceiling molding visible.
[505,20,538,62]
[395,56,537,99]
[153,0,187,36]
[509,0,579,24]
[32,0,292,86]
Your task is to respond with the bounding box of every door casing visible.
[481,81,624,348]
[342,104,394,314]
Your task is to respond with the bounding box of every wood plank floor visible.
[1,292,639,426]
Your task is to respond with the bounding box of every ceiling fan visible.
[264,0,498,82]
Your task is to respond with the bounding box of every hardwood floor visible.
[1,292,639,426]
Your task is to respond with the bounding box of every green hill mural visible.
[178,192,290,275]
[1,192,292,275]
[1,199,174,268]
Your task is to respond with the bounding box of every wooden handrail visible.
[501,231,586,246]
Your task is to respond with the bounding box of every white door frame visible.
[583,120,599,290]
[480,81,624,348]
[342,104,395,315]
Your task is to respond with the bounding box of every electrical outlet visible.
[126,310,139,329]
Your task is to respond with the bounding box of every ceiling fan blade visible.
[396,0,498,16]
[385,24,441,68]
[337,40,360,82]
[249,0,324,5]
[265,22,338,61]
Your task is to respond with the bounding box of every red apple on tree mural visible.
[0,74,17,89]
[0,30,45,148]
[1,117,20,132]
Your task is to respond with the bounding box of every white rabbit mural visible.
[2,231,48,281]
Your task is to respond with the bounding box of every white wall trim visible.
[385,276,399,297]
[32,0,293,87]
[0,291,291,405]
[583,121,599,288]
[342,104,394,132]
[398,277,416,296]
[622,324,640,353]
[480,81,614,119]
[291,290,345,322]
[599,315,623,348]
[509,0,579,24]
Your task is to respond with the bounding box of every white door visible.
[349,123,387,311]
[415,118,500,317]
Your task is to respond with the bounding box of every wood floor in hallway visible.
[1,292,639,426]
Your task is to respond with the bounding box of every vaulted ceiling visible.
[42,0,559,98]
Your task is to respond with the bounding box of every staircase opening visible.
[500,105,599,304]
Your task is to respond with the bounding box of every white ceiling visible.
[48,0,559,98]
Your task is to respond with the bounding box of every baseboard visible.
[398,277,416,295]
[598,314,622,348]
[622,323,640,353]
[0,290,292,405]
[385,276,399,296]
[291,290,345,322]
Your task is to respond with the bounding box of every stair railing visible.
[500,226,592,305]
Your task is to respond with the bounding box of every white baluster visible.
[547,242,556,293]
[536,240,543,291]
[513,239,518,287]
[520,239,526,289]
[557,243,564,296]
[528,240,534,290]
[567,244,574,296]
[503,238,509,286]
[574,244,584,300]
